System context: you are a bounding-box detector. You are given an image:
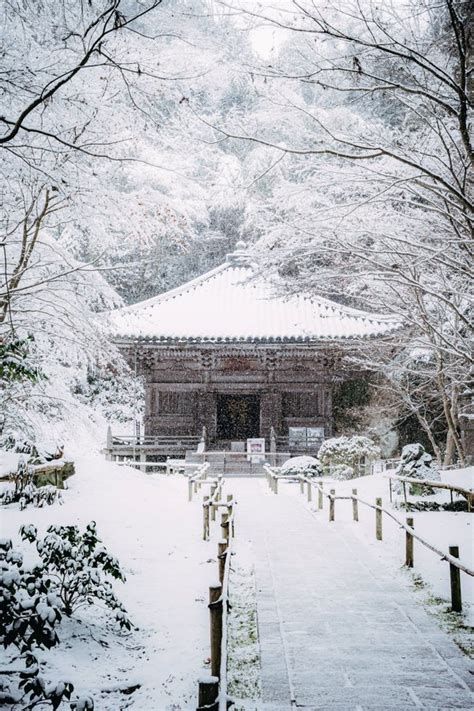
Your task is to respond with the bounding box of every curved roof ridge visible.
[106,243,401,342]
[118,260,232,313]
[297,290,396,323]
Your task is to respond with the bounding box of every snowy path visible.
[230,479,474,710]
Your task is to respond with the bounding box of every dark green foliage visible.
[20,522,131,626]
[396,411,447,456]
[0,336,43,384]
[332,377,372,433]
[400,500,470,513]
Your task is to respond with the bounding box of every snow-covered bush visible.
[318,436,380,475]
[0,537,61,652]
[0,458,62,509]
[0,432,64,463]
[395,443,440,495]
[0,537,94,709]
[280,456,322,477]
[331,465,356,481]
[20,522,131,627]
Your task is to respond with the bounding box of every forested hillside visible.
[1,0,471,463]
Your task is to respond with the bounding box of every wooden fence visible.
[187,469,236,711]
[385,473,473,511]
[264,467,473,614]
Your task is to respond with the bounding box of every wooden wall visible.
[121,343,348,442]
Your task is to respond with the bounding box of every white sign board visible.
[247,437,266,463]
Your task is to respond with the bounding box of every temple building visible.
[107,242,398,456]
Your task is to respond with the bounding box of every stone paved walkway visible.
[231,479,474,710]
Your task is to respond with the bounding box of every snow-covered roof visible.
[107,242,400,343]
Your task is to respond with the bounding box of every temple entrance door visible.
[216,394,260,441]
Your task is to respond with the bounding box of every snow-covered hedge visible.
[318,436,380,475]
[280,456,322,478]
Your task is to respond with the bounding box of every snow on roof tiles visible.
[107,242,399,343]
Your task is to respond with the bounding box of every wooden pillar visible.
[449,546,462,612]
[197,676,218,711]
[352,489,358,522]
[218,539,227,585]
[329,489,335,522]
[209,583,223,678]
[405,517,414,568]
[203,496,210,541]
[376,498,382,540]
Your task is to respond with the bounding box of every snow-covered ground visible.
[1,457,218,709]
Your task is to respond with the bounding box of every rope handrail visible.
[384,473,473,498]
[189,462,210,483]
[300,476,474,577]
[218,514,234,711]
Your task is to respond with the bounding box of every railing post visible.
[197,676,218,711]
[188,478,193,502]
[306,479,312,502]
[203,496,210,541]
[209,583,223,678]
[299,476,304,494]
[318,483,323,510]
[218,539,227,585]
[376,497,382,540]
[274,475,278,495]
[449,546,462,612]
[352,489,358,522]
[221,511,229,544]
[405,517,414,568]
[402,481,408,507]
[329,489,335,522]
[389,478,393,504]
[210,483,217,521]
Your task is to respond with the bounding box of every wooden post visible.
[449,546,462,612]
[329,489,335,522]
[210,483,217,521]
[226,494,234,537]
[318,483,323,510]
[389,478,393,504]
[274,475,278,495]
[306,479,312,502]
[218,539,227,584]
[221,511,229,544]
[197,676,218,711]
[352,489,358,522]
[203,496,210,541]
[209,583,223,678]
[402,481,408,507]
[188,479,193,502]
[299,477,304,494]
[376,497,382,540]
[405,517,414,568]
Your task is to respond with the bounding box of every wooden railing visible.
[187,471,236,711]
[385,473,473,511]
[264,467,473,613]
